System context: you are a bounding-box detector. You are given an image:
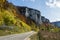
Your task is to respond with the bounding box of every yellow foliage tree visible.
[0,14,3,25]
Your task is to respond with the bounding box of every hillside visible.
[0,0,31,36]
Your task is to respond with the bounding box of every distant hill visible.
[51,21,60,27]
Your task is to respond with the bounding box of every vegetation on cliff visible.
[0,0,31,36]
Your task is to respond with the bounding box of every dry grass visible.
[38,31,60,40]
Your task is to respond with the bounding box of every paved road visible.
[0,31,36,40]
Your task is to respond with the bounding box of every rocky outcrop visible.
[16,6,42,25]
[41,16,50,23]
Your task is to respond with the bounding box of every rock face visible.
[16,6,42,25]
[16,6,50,25]
[41,16,50,23]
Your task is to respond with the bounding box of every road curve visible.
[0,31,36,40]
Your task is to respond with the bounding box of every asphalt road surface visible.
[0,31,36,40]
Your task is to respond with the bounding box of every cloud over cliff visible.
[46,0,60,8]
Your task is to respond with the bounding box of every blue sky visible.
[8,0,60,22]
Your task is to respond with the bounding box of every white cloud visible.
[22,0,35,2]
[46,0,60,8]
[56,1,60,7]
